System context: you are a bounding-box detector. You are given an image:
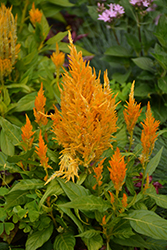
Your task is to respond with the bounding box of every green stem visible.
[107,241,110,250]
[19,0,29,34]
[112,28,120,45]
[128,130,134,152]
[141,164,147,192]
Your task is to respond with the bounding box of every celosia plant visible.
[49,31,118,181]
[0,3,20,83]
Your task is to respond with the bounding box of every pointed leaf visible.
[58,195,110,212]
[39,179,63,208]
[144,147,163,178]
[4,190,30,210]
[75,229,101,239]
[9,179,44,193]
[146,186,167,209]
[53,233,75,250]
[125,210,167,240]
[105,46,131,57]
[25,223,53,250]
[82,234,103,250]
[14,92,37,112]
[132,57,154,72]
[0,129,14,156]
[57,177,90,201]
[113,234,150,248]
[0,117,21,145]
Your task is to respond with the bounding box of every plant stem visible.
[112,28,120,45]
[19,0,29,34]
[128,130,134,152]
[141,164,147,192]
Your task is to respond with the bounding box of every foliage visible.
[72,0,167,123]
[0,1,167,250]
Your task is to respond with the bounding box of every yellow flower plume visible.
[49,31,118,182]
[139,102,160,166]
[0,4,20,83]
[29,2,42,27]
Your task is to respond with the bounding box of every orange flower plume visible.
[108,147,127,193]
[35,130,52,181]
[29,2,42,26]
[33,82,48,126]
[92,158,105,190]
[21,114,35,151]
[123,81,142,133]
[51,43,65,69]
[50,31,118,181]
[140,102,160,166]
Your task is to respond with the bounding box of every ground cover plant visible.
[1,1,167,250]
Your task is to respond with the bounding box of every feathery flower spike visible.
[50,30,118,181]
[29,2,42,27]
[121,193,128,208]
[108,191,115,204]
[21,114,35,151]
[92,158,105,190]
[124,81,142,133]
[51,43,65,69]
[33,82,48,126]
[139,102,160,166]
[0,4,20,83]
[108,147,127,193]
[35,130,52,181]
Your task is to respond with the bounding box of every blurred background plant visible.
[69,0,167,124]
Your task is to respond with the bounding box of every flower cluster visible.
[33,83,48,126]
[130,0,153,9]
[49,31,118,181]
[108,147,127,193]
[29,2,42,27]
[98,3,125,23]
[21,114,35,151]
[51,43,65,70]
[139,102,160,166]
[0,4,20,83]
[124,81,142,134]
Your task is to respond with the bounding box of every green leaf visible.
[46,31,68,45]
[4,190,30,210]
[146,237,167,250]
[112,69,131,84]
[0,117,21,145]
[82,234,103,250]
[125,210,167,240]
[53,233,76,250]
[105,46,131,57]
[132,57,154,72]
[9,179,44,193]
[146,186,167,209]
[57,199,84,233]
[0,224,4,236]
[39,179,63,208]
[25,223,53,250]
[7,148,34,163]
[76,229,101,239]
[144,147,163,178]
[4,222,14,235]
[57,177,90,201]
[28,210,40,222]
[14,92,37,112]
[48,0,74,6]
[0,208,7,221]
[0,129,14,156]
[58,195,110,212]
[158,76,167,93]
[113,234,150,248]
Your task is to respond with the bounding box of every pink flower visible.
[98,10,110,22]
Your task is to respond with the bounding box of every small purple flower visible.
[98,10,110,22]
[98,3,124,23]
